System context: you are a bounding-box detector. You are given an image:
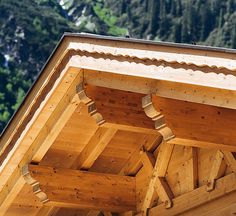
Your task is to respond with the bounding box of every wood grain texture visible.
[153,95,236,150]
[28,164,136,212]
[149,172,236,216]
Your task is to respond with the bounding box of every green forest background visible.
[1,0,236,133]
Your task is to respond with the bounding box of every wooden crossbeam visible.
[148,172,236,216]
[207,150,225,191]
[119,150,143,176]
[141,143,174,214]
[23,164,136,212]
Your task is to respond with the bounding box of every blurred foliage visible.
[1,0,236,133]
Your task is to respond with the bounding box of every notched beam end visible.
[142,94,174,142]
[76,82,105,125]
[22,164,49,204]
[159,127,175,142]
[142,94,162,121]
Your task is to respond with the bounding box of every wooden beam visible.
[83,69,236,111]
[221,151,236,172]
[32,93,82,163]
[119,134,162,176]
[140,152,155,173]
[23,164,136,212]
[141,142,174,214]
[86,211,100,216]
[168,137,236,152]
[207,150,225,191]
[148,172,236,216]
[152,95,236,151]
[71,127,117,170]
[180,193,236,216]
[186,147,198,191]
[119,150,143,176]
[101,122,158,135]
[35,206,59,216]
[103,212,112,216]
[0,68,83,216]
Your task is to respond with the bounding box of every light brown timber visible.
[26,164,136,212]
[149,172,236,216]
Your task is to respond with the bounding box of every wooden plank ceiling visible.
[3,83,236,216]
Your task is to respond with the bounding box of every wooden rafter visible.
[148,172,236,216]
[71,127,117,170]
[119,149,143,176]
[23,164,136,212]
[32,93,82,163]
[169,138,236,152]
[0,68,83,216]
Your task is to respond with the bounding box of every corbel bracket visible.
[76,82,105,125]
[22,164,49,204]
[142,94,174,141]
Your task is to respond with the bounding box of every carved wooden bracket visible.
[142,94,174,141]
[22,164,49,204]
[76,82,105,125]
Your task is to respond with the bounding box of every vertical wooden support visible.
[140,94,175,215]
[140,143,174,215]
[207,150,225,191]
[221,151,236,172]
[186,147,198,191]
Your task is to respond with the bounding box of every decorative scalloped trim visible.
[72,49,236,75]
[76,82,105,126]
[142,94,174,141]
[22,164,49,204]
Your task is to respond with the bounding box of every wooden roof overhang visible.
[0,33,236,216]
